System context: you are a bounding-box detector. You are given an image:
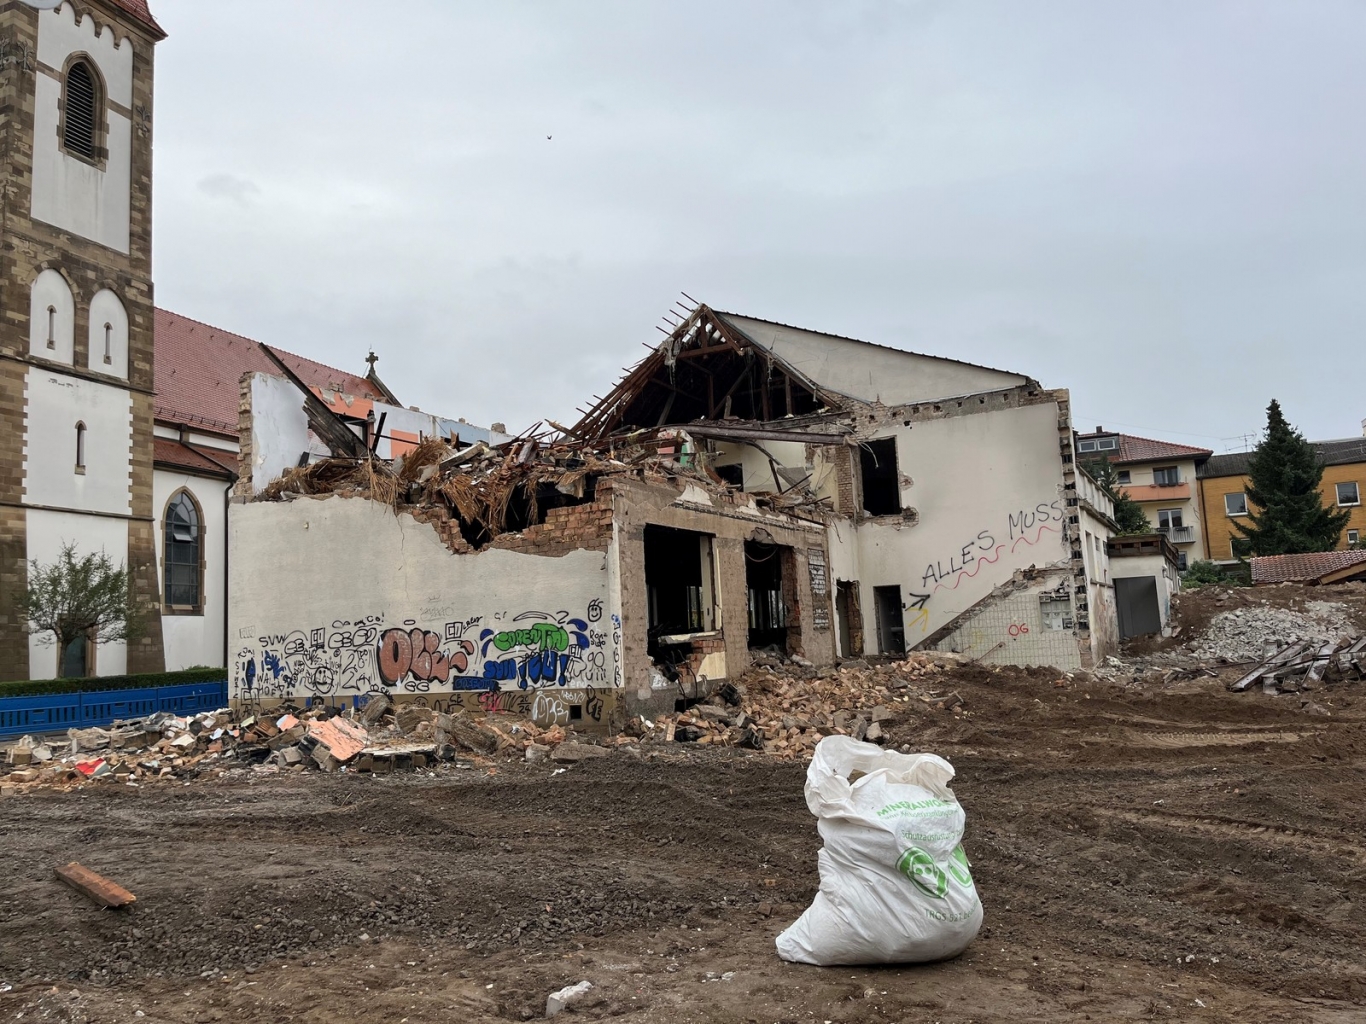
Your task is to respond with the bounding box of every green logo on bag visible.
[896,847,948,899]
[947,844,975,888]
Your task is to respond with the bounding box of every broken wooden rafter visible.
[259,345,371,461]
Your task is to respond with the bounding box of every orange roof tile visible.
[1077,431,1212,466]
[1250,550,1366,585]
[153,309,387,438]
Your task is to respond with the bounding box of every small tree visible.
[1085,459,1150,535]
[18,543,145,677]
[1233,400,1350,556]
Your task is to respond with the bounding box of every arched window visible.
[164,490,203,610]
[63,60,99,159]
[47,306,56,348]
[103,323,112,364]
[74,421,85,471]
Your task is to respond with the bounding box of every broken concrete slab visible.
[307,718,368,763]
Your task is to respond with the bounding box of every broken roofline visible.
[570,302,1041,440]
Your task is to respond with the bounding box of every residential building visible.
[1107,534,1182,639]
[1198,435,1366,563]
[574,305,1120,670]
[1074,429,1213,567]
[0,1,166,680]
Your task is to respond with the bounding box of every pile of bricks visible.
[636,652,969,759]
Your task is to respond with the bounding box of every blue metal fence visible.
[0,681,228,738]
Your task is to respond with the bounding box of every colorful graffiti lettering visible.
[376,626,475,686]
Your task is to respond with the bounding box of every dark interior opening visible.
[746,540,788,650]
[714,463,744,488]
[645,525,709,657]
[568,704,583,721]
[860,438,902,516]
[874,584,906,655]
[836,579,863,657]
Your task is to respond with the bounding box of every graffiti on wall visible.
[232,605,616,707]
[921,500,1065,591]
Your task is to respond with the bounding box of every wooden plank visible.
[55,862,136,908]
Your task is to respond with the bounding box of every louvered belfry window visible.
[63,61,98,158]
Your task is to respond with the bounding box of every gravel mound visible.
[1187,600,1357,662]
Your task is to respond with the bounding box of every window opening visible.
[873,585,906,655]
[164,491,202,608]
[1349,529,1360,546]
[63,61,99,159]
[746,540,787,651]
[644,525,712,656]
[714,463,744,488]
[1224,492,1248,516]
[1116,470,1131,484]
[1157,508,1183,531]
[46,306,56,349]
[1337,481,1360,506]
[859,438,901,516]
[1153,466,1180,486]
[103,322,112,364]
[74,421,85,470]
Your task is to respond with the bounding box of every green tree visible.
[1084,459,1151,535]
[1232,400,1350,555]
[17,543,145,678]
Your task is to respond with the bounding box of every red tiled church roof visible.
[1250,550,1366,585]
[152,437,236,479]
[103,0,165,37]
[153,308,387,437]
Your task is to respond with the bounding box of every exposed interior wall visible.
[931,571,1082,669]
[154,469,229,670]
[228,496,619,728]
[718,314,1030,405]
[32,4,133,253]
[25,507,128,677]
[818,395,1076,655]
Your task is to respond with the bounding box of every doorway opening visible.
[746,540,789,651]
[835,579,864,657]
[873,584,906,655]
[644,525,715,658]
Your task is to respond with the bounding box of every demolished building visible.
[227,302,1119,730]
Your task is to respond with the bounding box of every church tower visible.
[0,0,165,679]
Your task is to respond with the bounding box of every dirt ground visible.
[4,654,1366,1024]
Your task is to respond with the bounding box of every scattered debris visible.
[546,980,593,1017]
[1187,602,1357,663]
[1230,635,1366,695]
[55,862,136,909]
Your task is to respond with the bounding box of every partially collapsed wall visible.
[228,496,622,729]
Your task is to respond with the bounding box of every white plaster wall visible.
[248,373,310,493]
[228,498,618,708]
[932,576,1082,669]
[844,403,1072,652]
[31,4,134,253]
[86,289,129,378]
[25,507,128,678]
[720,314,1029,405]
[29,269,75,362]
[713,439,808,493]
[153,423,239,454]
[154,470,229,671]
[24,366,132,515]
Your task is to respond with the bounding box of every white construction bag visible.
[776,736,982,966]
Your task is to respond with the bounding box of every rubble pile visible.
[1230,635,1366,701]
[631,652,969,758]
[1187,601,1357,662]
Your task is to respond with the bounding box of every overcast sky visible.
[151,0,1366,447]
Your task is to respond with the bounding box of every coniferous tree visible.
[1083,459,1151,535]
[1232,400,1350,555]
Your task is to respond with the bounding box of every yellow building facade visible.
[1197,440,1366,562]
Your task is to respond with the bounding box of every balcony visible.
[1158,525,1196,544]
